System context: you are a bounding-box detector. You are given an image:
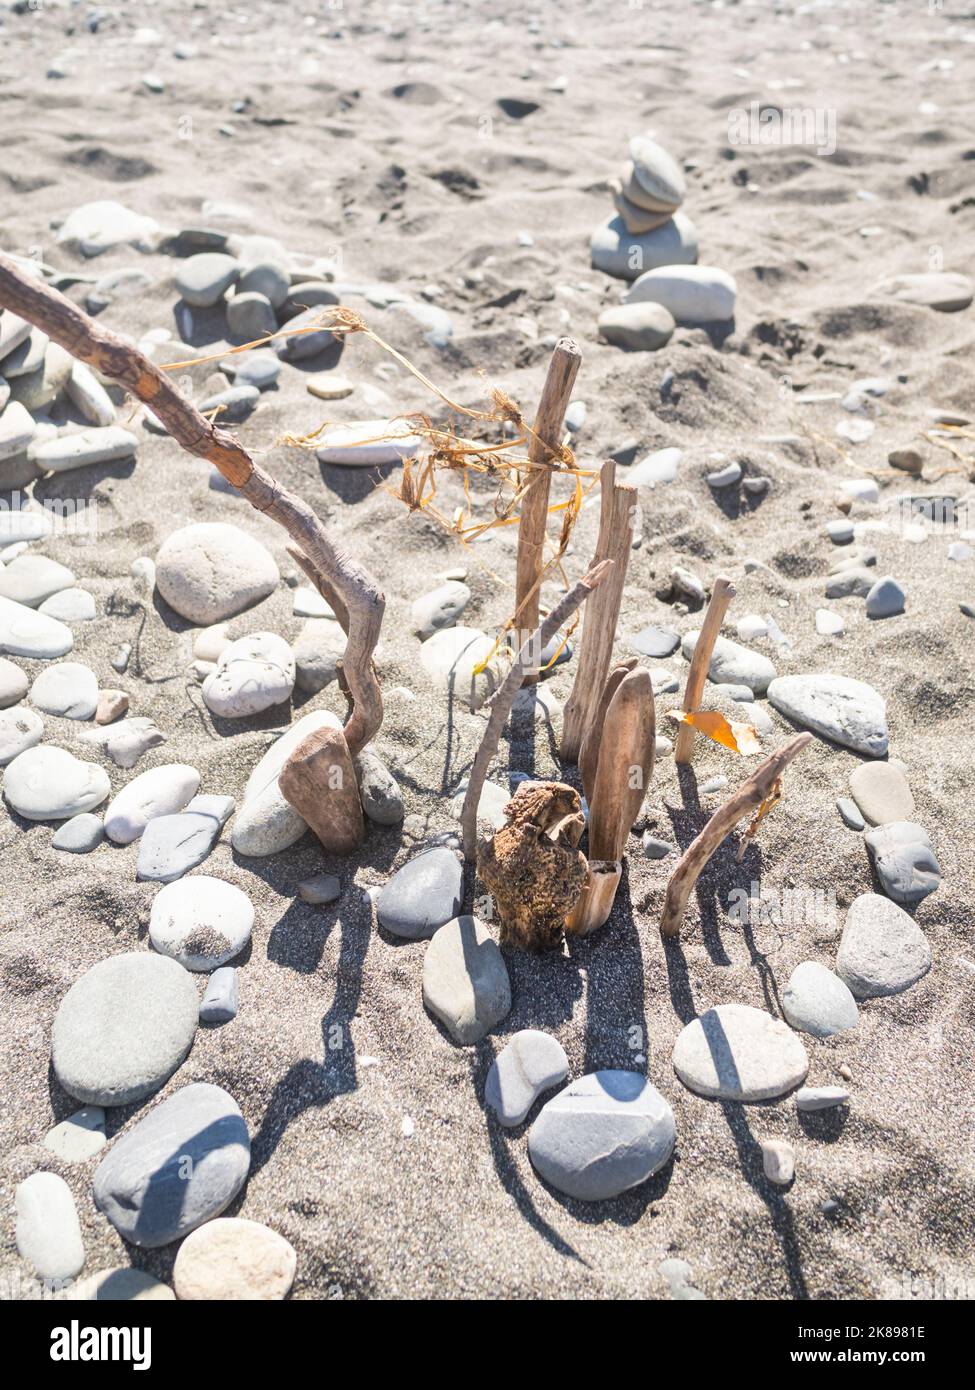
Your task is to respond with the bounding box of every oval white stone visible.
[625,264,737,323]
[149,875,254,971]
[104,763,201,844]
[3,744,109,820]
[672,1003,809,1101]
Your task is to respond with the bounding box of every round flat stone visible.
[631,625,680,658]
[202,631,295,718]
[672,1003,809,1101]
[422,915,511,1044]
[0,704,43,764]
[766,674,888,757]
[624,264,737,324]
[850,762,914,826]
[15,1172,85,1285]
[221,349,281,390]
[44,1105,106,1162]
[836,892,932,998]
[149,875,254,971]
[376,846,464,939]
[175,252,240,307]
[0,594,73,658]
[92,1082,250,1247]
[3,745,109,820]
[29,661,98,719]
[627,135,686,208]
[0,656,29,708]
[52,951,199,1105]
[38,588,97,623]
[173,1218,296,1300]
[52,812,104,853]
[155,522,279,625]
[782,961,859,1037]
[68,1268,175,1301]
[528,1071,676,1201]
[597,301,675,351]
[485,1029,569,1126]
[136,809,223,882]
[104,762,201,844]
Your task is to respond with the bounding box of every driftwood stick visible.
[514,337,581,684]
[674,574,737,766]
[587,667,655,862]
[660,732,813,938]
[560,459,635,759]
[578,658,637,803]
[278,725,366,855]
[460,557,612,861]
[0,252,383,758]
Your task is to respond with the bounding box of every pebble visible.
[57,199,159,257]
[298,874,341,906]
[15,1173,85,1285]
[198,384,259,422]
[420,626,504,711]
[597,302,675,351]
[761,1139,795,1186]
[411,580,471,639]
[237,261,289,309]
[736,614,768,642]
[450,778,510,830]
[681,632,776,695]
[850,762,913,826]
[200,967,239,1024]
[626,447,682,487]
[39,588,97,623]
[173,1217,296,1301]
[825,567,874,599]
[52,951,199,1106]
[642,833,673,858]
[949,541,974,562]
[355,748,405,825]
[28,425,138,474]
[104,763,200,844]
[865,575,905,619]
[220,350,281,390]
[864,821,941,905]
[742,475,771,496]
[815,608,844,636]
[0,700,43,767]
[0,555,75,609]
[81,715,165,769]
[650,668,679,695]
[631,625,680,658]
[275,306,335,361]
[528,1071,676,1201]
[625,264,737,323]
[422,915,511,1045]
[155,522,279,625]
[29,661,98,719]
[376,846,463,940]
[315,419,421,466]
[836,892,933,998]
[52,813,105,853]
[0,400,35,460]
[293,617,347,695]
[836,797,865,831]
[226,291,277,341]
[93,1082,250,1247]
[782,961,859,1037]
[3,745,109,820]
[111,642,131,673]
[888,447,924,475]
[484,1030,569,1126]
[231,709,343,856]
[66,361,116,426]
[0,656,28,710]
[835,418,874,445]
[69,1268,174,1301]
[292,588,333,619]
[627,136,686,207]
[44,1106,107,1163]
[672,1004,809,1101]
[148,875,254,970]
[766,674,888,757]
[94,689,128,725]
[306,373,354,400]
[706,460,742,488]
[825,518,855,544]
[202,631,295,718]
[175,252,240,307]
[589,211,698,281]
[796,1086,849,1112]
[136,804,225,882]
[875,271,973,313]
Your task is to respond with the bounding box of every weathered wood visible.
[587,667,655,862]
[460,557,612,861]
[674,574,736,765]
[514,337,581,684]
[0,252,383,758]
[278,725,366,856]
[578,658,637,803]
[560,459,635,758]
[564,860,622,937]
[660,732,813,938]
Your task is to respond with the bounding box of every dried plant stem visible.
[0,252,384,757]
[560,459,635,759]
[514,339,581,683]
[674,574,737,765]
[660,732,812,939]
[460,558,612,861]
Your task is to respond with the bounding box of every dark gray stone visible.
[630,626,680,659]
[836,797,865,831]
[375,846,463,939]
[354,748,404,825]
[864,821,941,905]
[197,384,259,422]
[199,968,238,1024]
[52,813,104,854]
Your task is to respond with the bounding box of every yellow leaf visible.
[670,709,761,755]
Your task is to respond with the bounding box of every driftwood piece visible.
[660,732,813,938]
[460,557,611,861]
[674,574,736,766]
[477,782,587,951]
[578,658,637,803]
[587,667,656,862]
[564,859,623,937]
[514,337,581,683]
[560,459,635,759]
[278,725,366,856]
[0,253,383,758]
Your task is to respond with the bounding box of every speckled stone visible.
[173,1217,296,1301]
[148,875,254,971]
[0,703,43,764]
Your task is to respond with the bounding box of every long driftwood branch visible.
[660,732,813,938]
[0,252,384,758]
[460,557,612,861]
[514,337,581,684]
[675,573,736,765]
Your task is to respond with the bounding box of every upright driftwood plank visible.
[674,574,736,766]
[586,667,655,862]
